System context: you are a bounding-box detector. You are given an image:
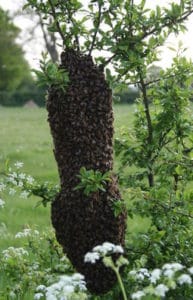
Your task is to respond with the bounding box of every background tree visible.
[12,0,59,62]
[0,8,29,101]
[0,6,46,106]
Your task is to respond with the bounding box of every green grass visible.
[0,104,147,251]
[0,107,58,182]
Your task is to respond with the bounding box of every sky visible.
[1,0,193,69]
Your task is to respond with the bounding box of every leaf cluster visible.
[24,0,193,75]
[74,167,111,196]
[115,55,193,269]
[32,52,69,92]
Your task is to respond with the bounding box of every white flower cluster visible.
[0,183,6,208]
[34,273,87,300]
[2,247,29,260]
[0,183,6,192]
[14,161,24,169]
[15,228,39,238]
[0,198,5,208]
[6,163,35,199]
[129,268,150,281]
[84,242,124,264]
[130,262,193,299]
[20,190,30,199]
[8,172,34,186]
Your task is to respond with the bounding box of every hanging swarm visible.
[46,49,127,294]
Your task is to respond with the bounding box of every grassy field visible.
[0,104,143,251]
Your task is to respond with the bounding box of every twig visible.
[102,53,117,67]
[67,8,80,51]
[154,202,193,219]
[89,1,103,55]
[138,67,154,187]
[142,8,193,40]
[48,0,66,44]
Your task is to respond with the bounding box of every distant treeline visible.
[0,82,140,107]
[114,86,140,104]
[0,91,45,107]
[0,82,46,107]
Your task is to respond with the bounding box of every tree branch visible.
[154,201,193,219]
[47,0,66,44]
[138,68,154,187]
[67,9,80,51]
[38,14,58,62]
[102,53,117,68]
[89,1,103,55]
[142,8,193,40]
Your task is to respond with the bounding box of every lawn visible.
[1,104,144,251]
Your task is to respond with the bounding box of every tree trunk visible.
[46,49,127,294]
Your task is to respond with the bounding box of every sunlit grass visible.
[0,104,147,252]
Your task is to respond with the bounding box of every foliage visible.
[2,161,59,207]
[24,0,193,80]
[32,52,69,92]
[0,227,73,299]
[16,0,193,298]
[114,53,193,270]
[2,225,193,300]
[74,167,111,196]
[84,242,193,300]
[114,85,140,104]
[0,78,46,107]
[0,7,35,105]
[111,198,126,217]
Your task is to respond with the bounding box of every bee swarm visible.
[47,49,127,294]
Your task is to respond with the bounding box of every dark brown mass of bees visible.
[46,49,127,294]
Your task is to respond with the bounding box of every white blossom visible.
[163,268,175,279]
[113,245,124,254]
[93,242,115,254]
[131,290,145,299]
[2,247,29,260]
[41,273,86,300]
[129,270,137,277]
[34,293,43,300]
[130,268,149,281]
[15,228,39,238]
[0,183,6,192]
[18,173,26,180]
[162,263,184,271]
[9,291,16,299]
[0,198,5,208]
[36,285,46,292]
[84,251,100,263]
[136,273,145,281]
[20,191,29,199]
[188,267,193,274]
[18,181,23,187]
[46,294,57,300]
[178,274,192,285]
[14,161,24,169]
[8,177,17,185]
[8,172,17,179]
[71,273,85,281]
[93,242,124,255]
[26,175,34,184]
[139,268,149,277]
[150,269,161,284]
[9,188,16,195]
[154,284,169,297]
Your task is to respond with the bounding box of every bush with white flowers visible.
[2,163,193,299]
[2,161,59,207]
